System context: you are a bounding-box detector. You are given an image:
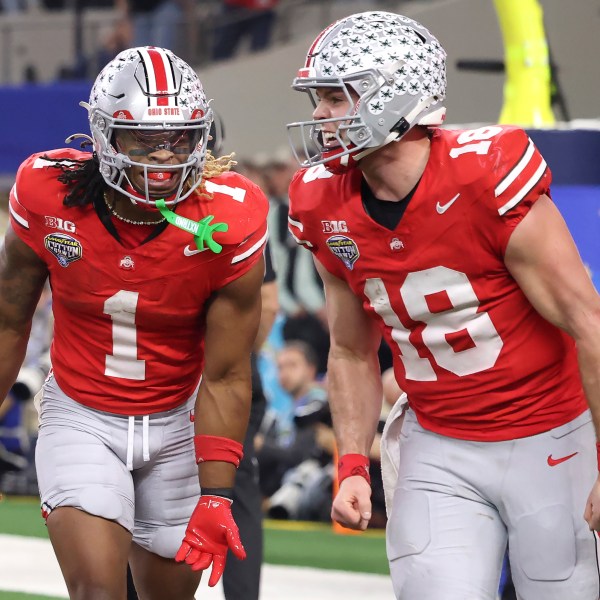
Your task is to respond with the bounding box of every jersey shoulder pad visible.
[288,167,338,251]
[201,171,269,247]
[485,126,550,215]
[290,164,335,191]
[484,126,540,173]
[288,164,338,218]
[13,148,92,216]
[440,126,550,215]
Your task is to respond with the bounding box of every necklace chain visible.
[103,191,166,226]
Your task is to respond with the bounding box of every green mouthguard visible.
[156,199,228,254]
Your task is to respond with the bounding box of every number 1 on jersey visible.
[104,290,145,380]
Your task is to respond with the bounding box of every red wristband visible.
[596,442,600,471]
[194,435,244,467]
[338,453,371,485]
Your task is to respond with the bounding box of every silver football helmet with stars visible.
[287,12,447,173]
[84,46,213,206]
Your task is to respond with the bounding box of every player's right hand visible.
[331,476,372,531]
[175,495,246,586]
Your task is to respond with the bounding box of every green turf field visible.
[0,593,62,600]
[0,495,389,600]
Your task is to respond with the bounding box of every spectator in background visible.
[257,341,333,520]
[212,0,279,61]
[1,0,38,12]
[113,0,190,56]
[266,150,323,319]
[235,159,270,196]
[0,389,29,477]
[96,16,132,70]
[265,150,329,374]
[211,115,279,600]
[0,285,51,495]
[221,245,278,600]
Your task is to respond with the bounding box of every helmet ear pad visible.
[86,46,212,207]
[288,11,447,170]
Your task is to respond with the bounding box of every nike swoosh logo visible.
[184,245,207,256]
[547,452,578,467]
[436,193,460,214]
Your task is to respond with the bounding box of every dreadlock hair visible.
[191,150,237,200]
[41,153,105,208]
[43,148,236,207]
[201,150,236,182]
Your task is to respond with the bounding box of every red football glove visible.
[175,495,246,586]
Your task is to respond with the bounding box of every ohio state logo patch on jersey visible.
[44,233,82,267]
[326,235,359,270]
[119,255,135,270]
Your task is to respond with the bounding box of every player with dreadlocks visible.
[0,46,268,600]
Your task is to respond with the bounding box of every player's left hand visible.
[584,475,600,531]
[175,495,246,586]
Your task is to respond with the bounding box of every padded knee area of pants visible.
[136,523,187,559]
[515,504,576,581]
[79,487,125,523]
[387,489,431,561]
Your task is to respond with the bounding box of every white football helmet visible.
[287,12,447,173]
[85,46,212,206]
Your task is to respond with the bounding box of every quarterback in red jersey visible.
[287,11,600,600]
[0,47,268,599]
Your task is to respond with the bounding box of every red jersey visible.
[9,149,268,415]
[288,126,587,441]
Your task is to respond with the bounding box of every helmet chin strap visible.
[353,131,401,161]
[352,97,446,162]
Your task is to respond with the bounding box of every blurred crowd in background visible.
[0,0,410,514]
[0,133,402,527]
[0,0,413,83]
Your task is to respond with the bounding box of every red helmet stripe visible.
[304,21,339,68]
[139,47,176,108]
[148,48,170,106]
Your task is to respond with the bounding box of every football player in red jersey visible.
[0,47,268,599]
[286,11,600,600]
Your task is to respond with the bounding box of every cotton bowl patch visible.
[44,233,82,267]
[326,235,359,270]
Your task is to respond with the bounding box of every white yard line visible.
[0,534,394,599]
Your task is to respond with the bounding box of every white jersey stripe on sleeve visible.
[9,184,29,229]
[497,158,547,216]
[9,201,29,229]
[231,228,268,265]
[288,216,304,232]
[288,229,313,248]
[495,138,535,197]
[288,216,313,247]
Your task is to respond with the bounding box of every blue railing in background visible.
[1,83,599,290]
[0,82,92,174]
